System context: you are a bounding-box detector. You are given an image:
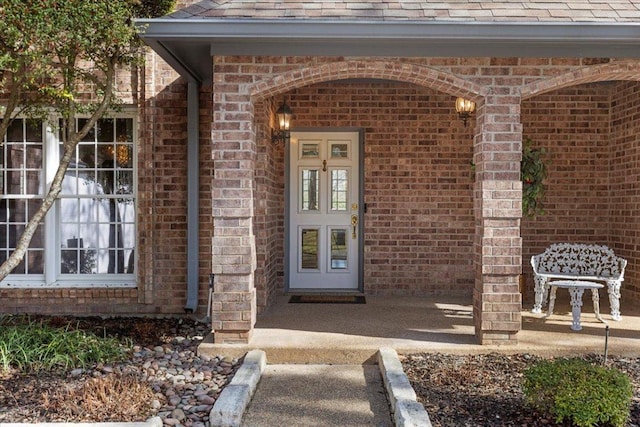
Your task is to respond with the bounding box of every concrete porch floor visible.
[199,294,640,363]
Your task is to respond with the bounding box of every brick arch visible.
[250,60,488,101]
[521,61,640,100]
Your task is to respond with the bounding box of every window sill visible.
[0,276,137,289]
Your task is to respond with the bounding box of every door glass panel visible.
[301,169,319,211]
[330,229,348,270]
[301,143,319,158]
[330,169,348,211]
[301,228,319,270]
[330,143,349,158]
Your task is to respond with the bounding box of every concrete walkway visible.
[240,364,393,427]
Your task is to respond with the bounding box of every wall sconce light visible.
[271,101,293,145]
[455,97,476,127]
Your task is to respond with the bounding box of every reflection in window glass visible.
[330,229,348,269]
[301,144,319,158]
[331,143,349,158]
[331,169,348,211]
[301,169,319,211]
[301,229,319,270]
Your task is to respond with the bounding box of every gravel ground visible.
[0,316,240,426]
[402,352,640,427]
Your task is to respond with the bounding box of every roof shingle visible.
[169,0,640,22]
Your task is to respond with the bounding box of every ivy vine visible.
[521,137,548,218]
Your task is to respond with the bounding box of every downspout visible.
[185,78,200,312]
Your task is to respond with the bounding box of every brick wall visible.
[610,81,640,300]
[520,81,640,305]
[287,81,476,295]
[254,99,285,312]
[521,83,612,300]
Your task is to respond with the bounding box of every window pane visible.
[330,229,348,270]
[6,120,23,142]
[78,144,97,167]
[28,250,44,274]
[77,118,95,141]
[301,143,319,158]
[301,229,319,270]
[116,118,133,142]
[25,120,42,142]
[25,145,43,168]
[116,171,134,194]
[58,117,136,277]
[301,169,319,211]
[330,143,349,158]
[331,169,348,211]
[97,119,114,142]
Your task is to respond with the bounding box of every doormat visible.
[288,295,366,304]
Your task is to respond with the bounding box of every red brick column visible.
[473,95,523,345]
[210,76,258,343]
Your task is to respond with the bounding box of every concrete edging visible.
[209,349,267,427]
[377,347,431,427]
[0,417,163,427]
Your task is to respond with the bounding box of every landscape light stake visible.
[603,325,610,365]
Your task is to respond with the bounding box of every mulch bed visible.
[402,352,640,427]
[0,316,213,423]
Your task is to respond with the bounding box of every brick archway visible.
[250,60,489,102]
[521,60,640,99]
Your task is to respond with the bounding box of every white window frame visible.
[0,112,138,289]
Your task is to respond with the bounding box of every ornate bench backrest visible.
[534,243,623,278]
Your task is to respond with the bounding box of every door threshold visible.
[288,294,366,304]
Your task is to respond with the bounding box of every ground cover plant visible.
[523,358,633,427]
[0,318,129,373]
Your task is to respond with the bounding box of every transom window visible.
[0,116,137,287]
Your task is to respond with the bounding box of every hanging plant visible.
[521,137,548,218]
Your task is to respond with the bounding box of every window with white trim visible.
[0,116,137,287]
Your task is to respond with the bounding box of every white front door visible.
[287,131,361,291]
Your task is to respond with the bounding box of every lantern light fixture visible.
[455,97,476,127]
[271,101,293,145]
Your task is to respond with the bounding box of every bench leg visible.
[607,281,622,321]
[532,276,548,314]
[568,287,585,331]
[591,289,606,324]
[544,286,558,319]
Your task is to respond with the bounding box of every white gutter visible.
[185,79,200,313]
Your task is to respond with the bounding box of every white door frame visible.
[284,129,364,293]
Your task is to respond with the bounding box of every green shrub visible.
[0,319,129,373]
[523,357,632,427]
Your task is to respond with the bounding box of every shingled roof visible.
[137,1,640,83]
[169,0,640,22]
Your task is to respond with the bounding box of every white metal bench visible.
[531,243,627,321]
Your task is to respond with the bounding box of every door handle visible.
[351,214,358,239]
